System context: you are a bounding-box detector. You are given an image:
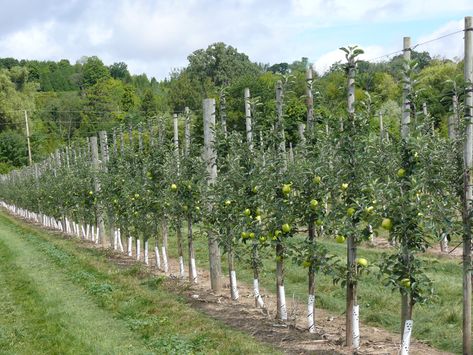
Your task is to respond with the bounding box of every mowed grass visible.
[166,223,466,354]
[0,212,279,355]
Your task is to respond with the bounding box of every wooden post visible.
[298,123,306,145]
[401,37,411,139]
[449,94,459,140]
[463,15,473,355]
[99,130,112,245]
[158,117,165,146]
[90,136,107,247]
[346,52,357,349]
[203,98,222,292]
[118,129,124,156]
[220,91,228,137]
[138,126,143,153]
[400,36,413,346]
[128,125,133,147]
[24,110,33,165]
[276,80,287,166]
[244,88,253,150]
[184,107,191,157]
[98,131,109,169]
[379,111,384,142]
[112,129,117,156]
[306,66,314,133]
[173,113,180,173]
[149,120,155,147]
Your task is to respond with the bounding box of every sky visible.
[0,0,472,80]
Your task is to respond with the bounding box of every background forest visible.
[0,42,463,172]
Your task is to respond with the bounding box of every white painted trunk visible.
[307,294,316,333]
[128,236,132,256]
[278,285,287,320]
[253,279,265,308]
[155,245,161,269]
[117,229,124,252]
[162,246,169,273]
[230,270,239,300]
[401,320,413,355]
[353,305,360,349]
[113,230,118,250]
[90,225,95,242]
[95,226,99,244]
[144,240,149,265]
[179,256,185,277]
[136,238,141,261]
[190,258,197,283]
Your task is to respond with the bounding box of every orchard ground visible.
[0,209,463,354]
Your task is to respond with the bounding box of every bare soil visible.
[17,214,451,355]
[102,242,449,355]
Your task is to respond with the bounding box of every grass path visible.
[0,212,278,355]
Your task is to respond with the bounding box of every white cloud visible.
[314,45,391,74]
[0,21,61,59]
[0,0,471,79]
[414,19,464,60]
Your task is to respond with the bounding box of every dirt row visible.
[12,212,449,355]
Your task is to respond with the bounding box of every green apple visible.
[335,235,346,243]
[365,206,374,214]
[134,193,140,198]
[182,205,188,212]
[89,190,94,195]
[282,223,291,233]
[241,231,248,239]
[255,215,262,222]
[252,186,258,193]
[381,218,393,231]
[315,219,323,226]
[347,207,356,217]
[195,206,201,212]
[282,184,291,195]
[400,278,411,288]
[171,183,177,191]
[356,258,368,267]
[244,208,251,216]
[274,230,282,237]
[224,199,232,206]
[259,236,266,242]
[313,176,321,184]
[341,183,349,190]
[302,260,311,268]
[249,232,255,239]
[310,199,319,210]
[397,168,406,178]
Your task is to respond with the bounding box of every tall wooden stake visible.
[184,107,191,157]
[346,52,357,349]
[306,66,315,134]
[463,15,473,355]
[401,37,411,139]
[276,80,287,166]
[203,98,222,292]
[24,110,33,165]
[244,88,253,150]
[400,36,413,345]
[220,90,228,137]
[90,136,107,247]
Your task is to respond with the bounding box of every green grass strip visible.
[0,212,279,355]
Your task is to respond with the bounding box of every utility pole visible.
[24,110,32,165]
